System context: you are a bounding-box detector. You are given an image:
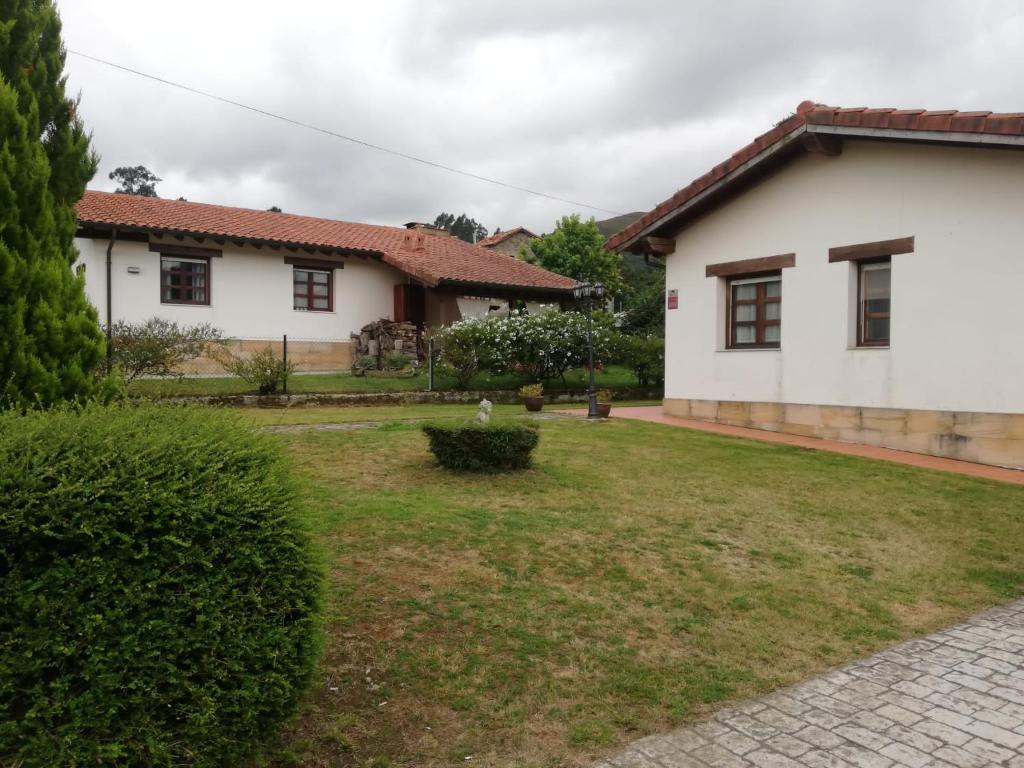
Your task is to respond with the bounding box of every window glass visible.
[294,268,332,311]
[161,256,208,304]
[859,261,891,346]
[866,317,889,340]
[735,304,757,322]
[735,284,757,300]
[728,275,781,348]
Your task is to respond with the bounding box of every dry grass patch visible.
[262,409,1024,767]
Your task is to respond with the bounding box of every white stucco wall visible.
[663,140,1024,414]
[75,235,402,340]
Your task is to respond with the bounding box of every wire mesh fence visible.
[178,335,357,377]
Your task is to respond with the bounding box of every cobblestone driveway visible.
[595,600,1024,767]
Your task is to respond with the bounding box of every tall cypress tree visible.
[0,0,104,406]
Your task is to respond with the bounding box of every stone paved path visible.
[595,599,1024,767]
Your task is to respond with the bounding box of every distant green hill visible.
[594,212,645,239]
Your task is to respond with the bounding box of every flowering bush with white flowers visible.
[431,310,616,387]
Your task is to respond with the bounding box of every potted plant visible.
[519,383,544,412]
[596,389,613,418]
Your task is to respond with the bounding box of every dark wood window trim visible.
[293,267,333,312]
[727,273,782,349]
[857,258,891,347]
[706,252,795,278]
[283,255,345,270]
[149,243,223,259]
[160,255,210,306]
[828,236,913,263]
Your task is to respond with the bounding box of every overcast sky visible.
[58,1,1023,234]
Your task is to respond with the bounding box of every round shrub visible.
[0,403,321,767]
[423,423,540,471]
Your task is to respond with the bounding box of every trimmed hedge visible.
[423,423,540,471]
[0,404,321,767]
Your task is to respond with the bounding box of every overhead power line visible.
[67,49,624,216]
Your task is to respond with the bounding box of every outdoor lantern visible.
[573,282,605,302]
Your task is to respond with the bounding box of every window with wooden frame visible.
[293,267,332,312]
[727,274,781,348]
[160,256,209,305]
[858,259,891,346]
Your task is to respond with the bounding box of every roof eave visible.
[436,277,576,298]
[612,124,809,253]
[807,123,1024,148]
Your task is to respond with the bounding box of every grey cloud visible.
[58,0,1023,234]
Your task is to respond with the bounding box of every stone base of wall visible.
[664,398,1024,470]
[179,339,353,374]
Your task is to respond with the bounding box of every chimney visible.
[402,231,427,251]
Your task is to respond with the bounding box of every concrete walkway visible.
[559,406,1024,487]
[595,600,1024,767]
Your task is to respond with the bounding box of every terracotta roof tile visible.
[77,192,575,293]
[607,101,1024,251]
[476,226,538,248]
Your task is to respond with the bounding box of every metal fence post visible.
[282,334,289,395]
[427,337,434,392]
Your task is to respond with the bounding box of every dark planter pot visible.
[523,396,544,412]
[596,402,612,418]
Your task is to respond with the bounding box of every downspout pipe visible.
[105,227,117,360]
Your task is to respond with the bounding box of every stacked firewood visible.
[351,319,421,367]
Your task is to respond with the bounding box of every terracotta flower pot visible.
[523,396,544,412]
[596,402,612,418]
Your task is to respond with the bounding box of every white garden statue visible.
[475,399,492,424]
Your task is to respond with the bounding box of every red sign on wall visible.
[666,289,679,310]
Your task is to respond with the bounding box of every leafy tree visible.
[614,334,664,387]
[619,263,665,336]
[525,214,625,296]
[0,0,107,406]
[109,164,160,196]
[267,205,282,212]
[433,211,488,243]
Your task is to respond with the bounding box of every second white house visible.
[610,101,1024,470]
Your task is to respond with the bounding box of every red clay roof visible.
[477,226,538,248]
[77,191,576,293]
[607,101,1024,251]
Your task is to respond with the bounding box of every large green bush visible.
[423,423,540,471]
[430,309,615,388]
[107,317,225,383]
[0,404,321,767]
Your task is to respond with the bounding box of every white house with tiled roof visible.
[74,192,574,370]
[610,101,1024,470]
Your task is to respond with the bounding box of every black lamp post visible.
[573,281,605,419]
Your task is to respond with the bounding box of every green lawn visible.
[127,365,642,398]
[263,405,1024,767]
